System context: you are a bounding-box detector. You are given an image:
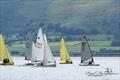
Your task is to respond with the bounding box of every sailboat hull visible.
[24,63,35,66]
[79,63,99,66]
[60,61,72,64]
[24,63,56,67]
[23,61,43,66]
[0,63,14,65]
[0,59,14,65]
[43,64,56,67]
[19,63,41,67]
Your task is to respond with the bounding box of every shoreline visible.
[12,54,120,57]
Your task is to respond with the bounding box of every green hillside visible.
[0,0,120,41]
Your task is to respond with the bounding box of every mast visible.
[85,36,95,63]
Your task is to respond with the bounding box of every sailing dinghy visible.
[43,34,56,67]
[31,28,44,66]
[79,36,99,66]
[0,33,14,65]
[60,36,72,64]
[24,28,56,67]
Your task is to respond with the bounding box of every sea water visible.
[0,57,119,80]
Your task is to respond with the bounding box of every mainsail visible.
[80,36,99,66]
[60,37,72,64]
[0,33,14,65]
[31,28,44,64]
[43,34,56,67]
[25,31,32,60]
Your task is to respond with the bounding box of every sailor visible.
[88,59,94,65]
[3,58,10,63]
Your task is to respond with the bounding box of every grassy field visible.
[49,41,120,54]
[8,41,120,55]
[8,43,25,53]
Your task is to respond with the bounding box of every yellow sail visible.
[60,37,72,64]
[0,33,14,65]
[0,33,7,59]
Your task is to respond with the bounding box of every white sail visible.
[31,28,44,64]
[25,31,32,60]
[80,36,99,66]
[43,34,56,67]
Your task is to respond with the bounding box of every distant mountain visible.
[0,0,120,40]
